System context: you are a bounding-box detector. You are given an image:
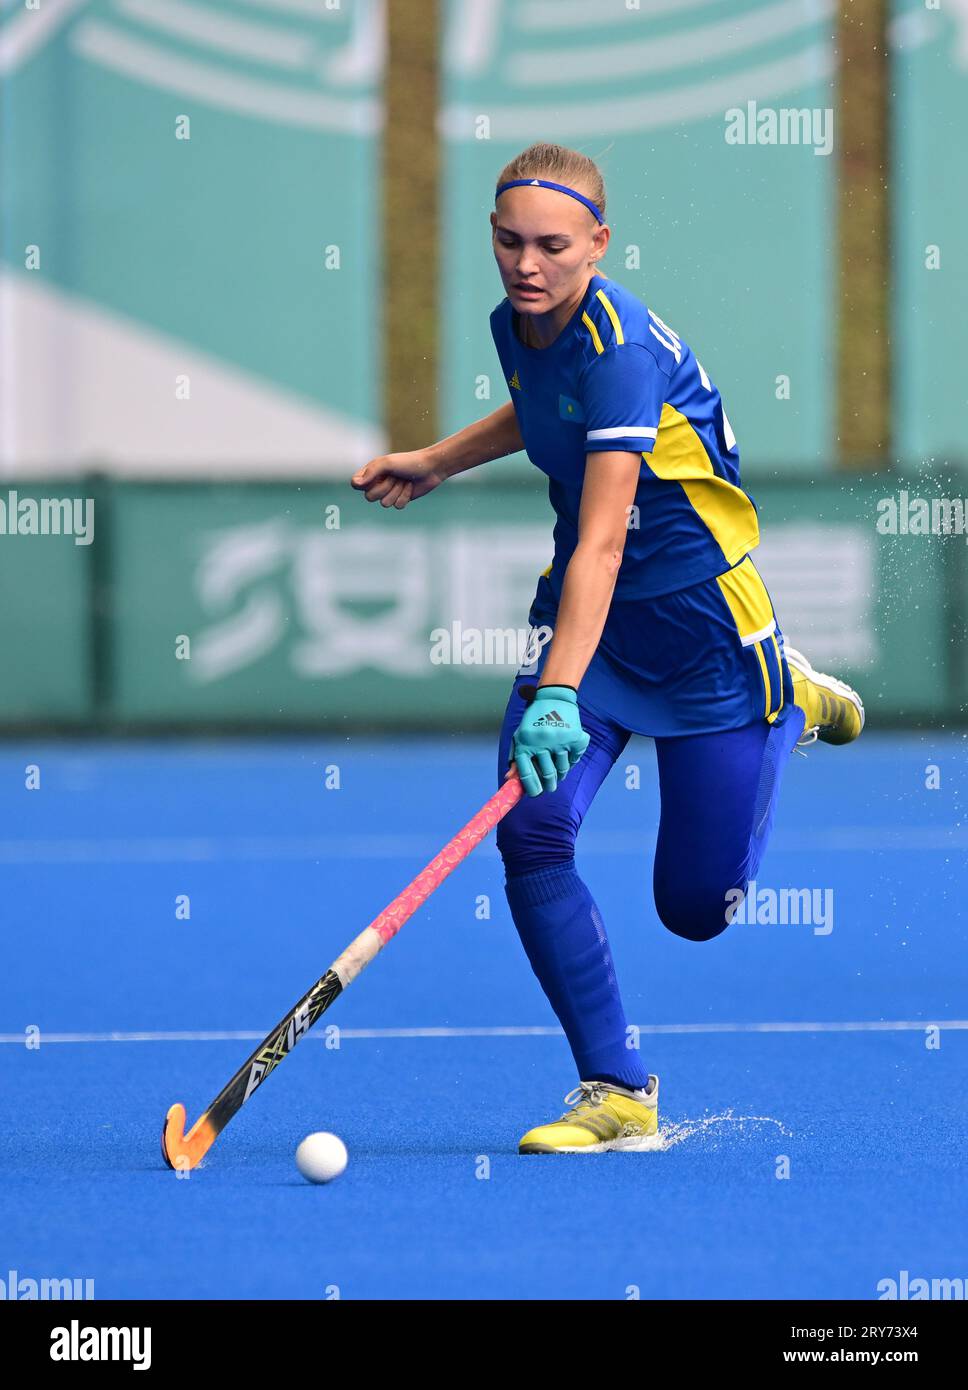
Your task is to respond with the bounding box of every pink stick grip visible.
[367,774,524,944]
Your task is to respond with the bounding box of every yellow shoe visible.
[519,1078,659,1154]
[784,645,865,746]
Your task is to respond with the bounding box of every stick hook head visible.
[161,1103,187,1170]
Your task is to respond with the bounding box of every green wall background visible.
[892,1,968,464]
[5,473,963,727]
[441,0,836,476]
[1,0,382,448]
[1,2,965,729]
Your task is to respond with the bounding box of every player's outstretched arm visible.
[351,402,524,509]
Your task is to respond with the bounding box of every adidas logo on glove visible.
[533,710,568,727]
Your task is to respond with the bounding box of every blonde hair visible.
[496,143,606,220]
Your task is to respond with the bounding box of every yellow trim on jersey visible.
[715,556,775,645]
[581,312,605,355]
[769,632,785,718]
[646,403,759,566]
[715,549,786,726]
[541,561,553,579]
[595,289,625,346]
[752,641,772,720]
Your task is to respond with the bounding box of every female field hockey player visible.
[352,143,864,1154]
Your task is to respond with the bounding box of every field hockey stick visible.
[161,770,524,1170]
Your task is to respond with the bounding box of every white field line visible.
[0,1020,965,1045]
[0,825,965,864]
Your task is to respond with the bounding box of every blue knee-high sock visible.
[504,860,651,1091]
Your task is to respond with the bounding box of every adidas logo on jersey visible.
[508,369,521,390]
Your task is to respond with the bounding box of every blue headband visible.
[495,178,604,225]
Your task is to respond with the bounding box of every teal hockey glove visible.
[512,685,590,798]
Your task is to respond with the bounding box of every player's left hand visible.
[512,686,590,797]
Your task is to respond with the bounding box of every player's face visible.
[490,189,608,318]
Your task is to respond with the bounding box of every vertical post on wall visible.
[384,0,440,452]
[836,0,891,468]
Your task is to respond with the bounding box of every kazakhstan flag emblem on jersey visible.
[558,394,585,422]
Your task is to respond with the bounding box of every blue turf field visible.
[1,733,965,1300]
